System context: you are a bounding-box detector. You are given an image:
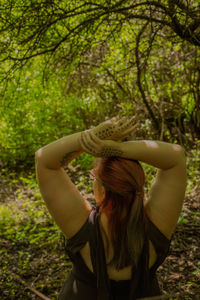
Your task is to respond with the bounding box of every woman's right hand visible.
[79,130,123,157]
[91,116,139,141]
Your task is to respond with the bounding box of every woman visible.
[35,116,187,299]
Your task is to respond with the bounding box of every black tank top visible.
[58,205,171,300]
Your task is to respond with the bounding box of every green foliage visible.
[74,153,95,171]
[0,170,59,245]
[0,60,87,168]
[140,162,157,194]
[186,141,200,191]
[0,0,200,172]
[0,200,59,245]
[1,1,200,170]
[178,212,189,225]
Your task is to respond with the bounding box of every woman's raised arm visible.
[120,140,187,239]
[120,140,186,170]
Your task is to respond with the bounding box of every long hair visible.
[96,157,148,271]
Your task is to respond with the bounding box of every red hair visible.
[96,157,148,270]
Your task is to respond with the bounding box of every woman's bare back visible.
[79,210,158,281]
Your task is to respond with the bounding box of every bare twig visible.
[135,21,160,133]
[6,271,51,300]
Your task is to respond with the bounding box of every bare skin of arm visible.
[35,116,137,169]
[120,140,187,239]
[36,132,83,169]
[35,132,91,238]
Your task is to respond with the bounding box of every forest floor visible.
[0,167,200,300]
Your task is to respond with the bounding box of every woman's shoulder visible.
[145,206,172,242]
[66,203,96,244]
[145,208,172,263]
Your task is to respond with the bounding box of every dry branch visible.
[7,271,51,300]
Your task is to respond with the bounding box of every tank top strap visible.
[65,205,96,255]
[64,205,112,298]
[147,216,170,250]
[88,205,113,300]
[146,216,171,270]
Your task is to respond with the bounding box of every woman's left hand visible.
[79,130,123,157]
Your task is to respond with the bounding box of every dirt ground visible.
[156,185,200,299]
[0,171,199,300]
